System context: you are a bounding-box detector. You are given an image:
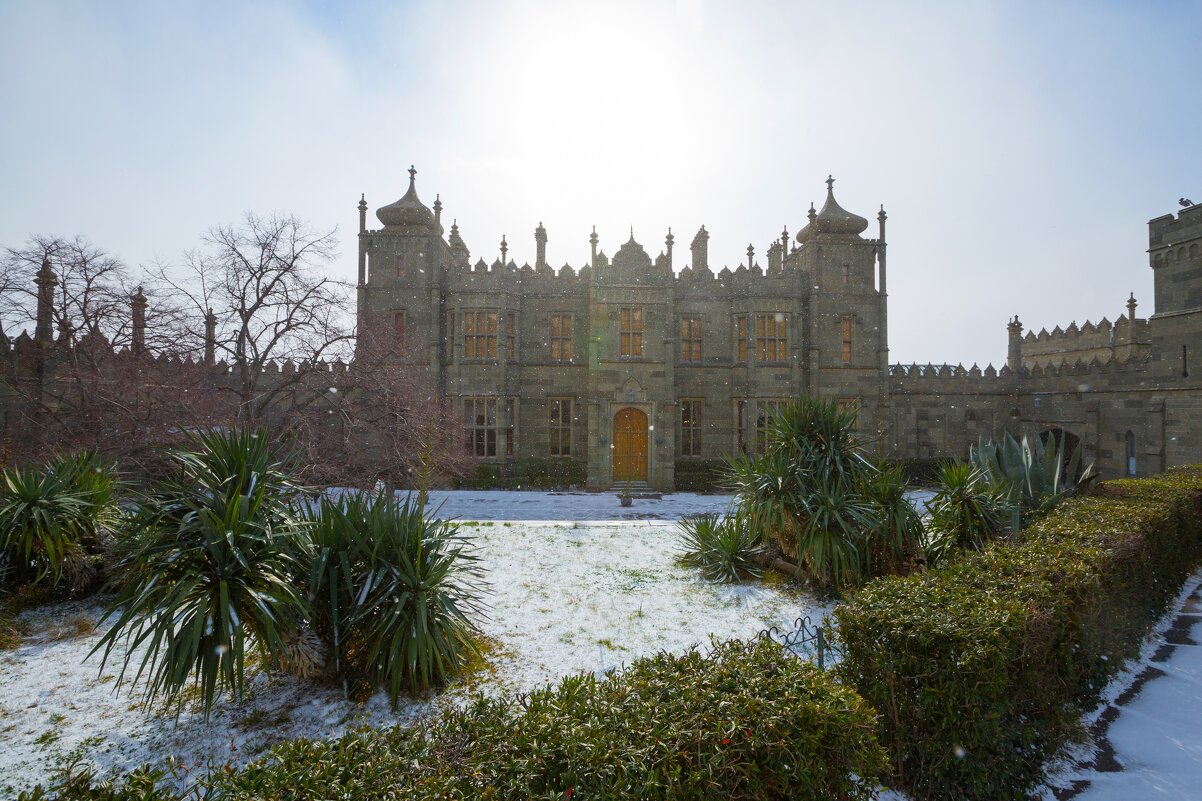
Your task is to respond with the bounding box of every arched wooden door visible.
[613,408,649,482]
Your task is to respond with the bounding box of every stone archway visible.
[612,407,649,482]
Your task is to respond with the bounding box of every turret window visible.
[396,254,405,277]
[841,316,853,364]
[680,316,702,362]
[755,314,788,362]
[736,316,748,363]
[619,307,643,357]
[506,312,517,360]
[464,310,498,359]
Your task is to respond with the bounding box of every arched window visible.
[1125,430,1136,477]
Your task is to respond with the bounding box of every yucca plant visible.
[971,431,1096,530]
[92,429,308,718]
[0,450,121,591]
[676,512,764,582]
[726,397,905,588]
[859,461,924,577]
[305,492,485,704]
[924,462,1006,566]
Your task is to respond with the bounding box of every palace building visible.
[355,167,1202,490]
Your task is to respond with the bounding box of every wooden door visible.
[613,407,649,482]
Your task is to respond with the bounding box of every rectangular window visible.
[680,399,702,457]
[464,397,498,457]
[506,312,516,360]
[736,399,748,452]
[549,398,572,456]
[756,400,786,451]
[393,311,405,353]
[838,397,861,430]
[396,254,405,277]
[841,316,853,364]
[504,397,516,457]
[736,315,748,363]
[756,313,788,362]
[463,310,498,360]
[619,307,643,357]
[842,263,850,286]
[550,314,573,362]
[679,316,702,362]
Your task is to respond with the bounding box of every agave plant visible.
[924,462,1006,566]
[970,431,1096,530]
[92,429,308,718]
[305,492,485,704]
[676,512,764,583]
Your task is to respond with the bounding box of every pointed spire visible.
[500,235,508,265]
[132,286,148,356]
[535,222,548,269]
[433,193,443,232]
[589,226,599,268]
[34,257,56,345]
[1127,292,1138,320]
[665,228,675,268]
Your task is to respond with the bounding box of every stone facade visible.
[4,171,1198,490]
[357,169,1202,489]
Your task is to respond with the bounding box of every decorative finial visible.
[500,235,508,262]
[878,204,887,220]
[826,175,834,192]
[408,165,416,183]
[808,202,817,222]
[434,193,441,209]
[1127,292,1138,318]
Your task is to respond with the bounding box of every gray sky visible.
[1,0,1199,366]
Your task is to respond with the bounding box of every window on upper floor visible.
[396,254,405,277]
[755,313,788,362]
[619,307,643,357]
[680,399,703,456]
[679,316,702,363]
[463,310,498,360]
[736,315,748,363]
[841,316,853,364]
[550,314,573,362]
[549,397,572,456]
[842,263,850,286]
[506,312,517,360]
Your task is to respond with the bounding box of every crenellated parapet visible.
[1020,308,1150,370]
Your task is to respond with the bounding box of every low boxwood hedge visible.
[455,457,587,490]
[673,459,729,493]
[24,639,886,801]
[834,466,1202,800]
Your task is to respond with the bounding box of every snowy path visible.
[1041,572,1202,800]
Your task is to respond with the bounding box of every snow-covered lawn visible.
[0,492,821,793]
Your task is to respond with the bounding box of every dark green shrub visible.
[834,467,1202,800]
[676,512,763,582]
[92,429,308,718]
[889,457,955,486]
[305,492,485,702]
[859,461,924,575]
[219,638,887,800]
[456,457,586,490]
[16,760,181,801]
[673,459,728,492]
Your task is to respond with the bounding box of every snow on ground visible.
[0,491,822,794]
[1039,570,1202,800]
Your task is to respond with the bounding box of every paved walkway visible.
[1049,577,1202,800]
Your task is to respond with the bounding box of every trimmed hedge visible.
[887,457,956,487]
[834,466,1202,800]
[455,457,587,490]
[24,640,886,801]
[673,459,729,493]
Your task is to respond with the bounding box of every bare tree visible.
[154,213,352,426]
[0,236,220,468]
[305,320,474,502]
